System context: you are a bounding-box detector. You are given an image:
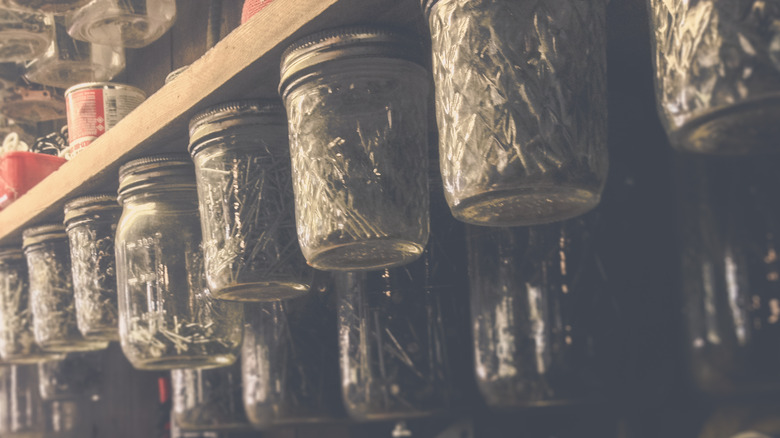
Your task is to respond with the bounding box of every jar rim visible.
[279,25,425,96]
[0,246,23,259]
[63,193,120,226]
[188,99,285,151]
[22,223,67,249]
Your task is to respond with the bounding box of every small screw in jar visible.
[0,247,63,364]
[115,154,244,370]
[64,194,122,342]
[22,224,109,353]
[279,26,431,271]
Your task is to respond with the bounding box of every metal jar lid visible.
[63,194,121,227]
[188,100,286,153]
[117,154,195,203]
[0,246,24,261]
[22,223,67,249]
[279,26,425,95]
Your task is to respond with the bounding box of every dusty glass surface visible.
[23,225,109,353]
[190,102,312,301]
[334,189,471,421]
[64,196,122,342]
[466,215,607,408]
[649,0,780,153]
[66,0,176,48]
[676,156,780,396]
[171,362,250,431]
[0,248,63,364]
[25,17,124,90]
[282,31,430,271]
[115,156,243,370]
[242,273,343,428]
[0,8,53,63]
[427,0,608,226]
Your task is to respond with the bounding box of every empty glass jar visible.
[649,0,780,154]
[24,16,125,90]
[22,224,109,354]
[66,0,176,48]
[424,0,609,226]
[676,155,780,396]
[171,362,250,431]
[37,352,102,401]
[189,100,312,301]
[467,216,607,408]
[64,194,121,342]
[334,189,471,421]
[115,154,243,370]
[0,247,63,364]
[279,26,430,271]
[0,8,53,63]
[7,0,90,13]
[242,273,343,428]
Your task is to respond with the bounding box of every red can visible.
[64,82,146,160]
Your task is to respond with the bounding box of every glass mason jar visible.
[66,0,176,49]
[24,16,125,90]
[676,155,780,397]
[7,365,45,437]
[22,224,109,354]
[466,216,606,408]
[424,0,609,226]
[189,100,312,301]
[0,8,53,63]
[115,154,243,370]
[279,26,430,271]
[63,194,121,342]
[171,362,250,431]
[242,273,343,428]
[648,0,780,154]
[0,247,63,364]
[7,0,89,13]
[37,352,102,401]
[333,188,471,421]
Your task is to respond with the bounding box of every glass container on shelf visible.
[279,26,430,271]
[66,0,176,49]
[171,361,250,432]
[189,100,312,301]
[7,0,90,14]
[6,364,45,437]
[676,155,780,396]
[648,0,780,154]
[63,194,122,342]
[0,247,63,364]
[0,8,53,63]
[423,0,609,226]
[115,154,243,370]
[242,272,343,428]
[22,224,109,353]
[334,187,471,421]
[37,352,102,401]
[467,215,607,408]
[24,16,124,90]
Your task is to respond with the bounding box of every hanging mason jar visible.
[189,100,312,301]
[66,0,176,48]
[0,247,63,364]
[648,0,780,154]
[423,0,609,226]
[242,272,343,428]
[334,186,471,421]
[37,352,102,401]
[0,8,54,63]
[171,362,250,431]
[115,154,243,370]
[7,364,45,436]
[676,155,780,396]
[63,194,121,342]
[24,15,125,90]
[466,216,607,408]
[22,224,109,354]
[279,26,430,271]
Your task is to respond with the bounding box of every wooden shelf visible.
[0,0,424,245]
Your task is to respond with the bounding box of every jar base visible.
[0,30,51,63]
[451,186,600,227]
[672,94,780,155]
[1,353,65,364]
[307,239,425,271]
[212,281,310,302]
[80,328,120,342]
[68,12,173,49]
[25,60,120,90]
[38,339,109,353]
[128,354,237,371]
